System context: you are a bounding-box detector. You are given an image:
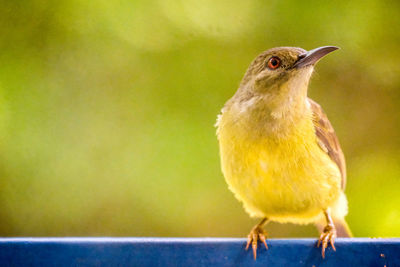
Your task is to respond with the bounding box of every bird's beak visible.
[293,46,339,68]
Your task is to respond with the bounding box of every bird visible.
[216,46,352,260]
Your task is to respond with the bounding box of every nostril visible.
[298,53,306,60]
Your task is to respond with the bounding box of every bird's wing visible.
[308,98,346,189]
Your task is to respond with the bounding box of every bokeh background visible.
[0,0,399,238]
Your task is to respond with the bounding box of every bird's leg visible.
[245,218,268,260]
[317,210,337,258]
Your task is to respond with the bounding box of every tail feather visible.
[334,218,353,237]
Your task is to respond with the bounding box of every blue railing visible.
[0,238,398,266]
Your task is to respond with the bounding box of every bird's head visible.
[240,46,339,96]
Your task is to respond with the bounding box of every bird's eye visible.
[267,56,281,70]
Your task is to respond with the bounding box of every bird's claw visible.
[245,226,268,260]
[317,224,336,258]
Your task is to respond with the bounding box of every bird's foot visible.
[317,224,336,258]
[245,225,268,260]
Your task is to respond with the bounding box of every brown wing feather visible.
[308,98,346,189]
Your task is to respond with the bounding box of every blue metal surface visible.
[0,238,399,266]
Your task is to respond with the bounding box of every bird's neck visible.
[227,79,312,139]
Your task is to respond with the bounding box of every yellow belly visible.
[218,117,342,224]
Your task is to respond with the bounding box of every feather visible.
[308,98,347,189]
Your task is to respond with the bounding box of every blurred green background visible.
[0,0,399,238]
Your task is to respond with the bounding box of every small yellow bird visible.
[216,46,352,259]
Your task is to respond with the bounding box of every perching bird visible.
[216,46,352,259]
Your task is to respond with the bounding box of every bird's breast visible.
[217,110,341,221]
